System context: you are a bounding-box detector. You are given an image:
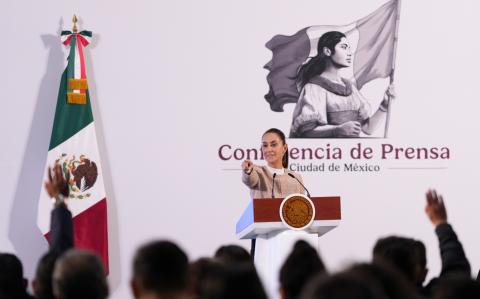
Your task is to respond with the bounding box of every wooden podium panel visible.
[236,196,341,239]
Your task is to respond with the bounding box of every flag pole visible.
[72,15,78,33]
[384,0,401,138]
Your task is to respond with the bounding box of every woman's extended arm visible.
[241,160,260,188]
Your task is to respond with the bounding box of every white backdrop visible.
[2,0,480,298]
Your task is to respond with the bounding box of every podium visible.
[236,196,341,299]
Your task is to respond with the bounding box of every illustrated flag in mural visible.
[37,29,109,272]
[264,0,400,112]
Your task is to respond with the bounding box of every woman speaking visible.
[241,128,308,263]
[241,128,305,200]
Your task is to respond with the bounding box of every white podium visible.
[236,196,341,299]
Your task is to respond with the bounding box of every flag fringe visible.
[68,79,88,90]
[67,93,87,105]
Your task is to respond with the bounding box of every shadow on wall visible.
[8,29,63,279]
[84,28,123,292]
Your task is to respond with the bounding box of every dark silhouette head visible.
[52,249,108,299]
[280,240,327,299]
[347,263,420,299]
[300,271,384,299]
[33,252,60,299]
[187,257,223,299]
[373,236,419,283]
[412,240,428,286]
[131,240,188,298]
[0,253,29,299]
[214,245,251,264]
[201,262,268,299]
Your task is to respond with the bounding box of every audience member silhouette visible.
[5,173,480,299]
[412,240,428,287]
[32,163,74,299]
[200,262,268,299]
[279,240,327,299]
[299,270,385,299]
[214,245,251,264]
[432,275,480,299]
[347,263,420,299]
[373,189,471,297]
[131,240,189,299]
[373,236,419,282]
[0,253,34,299]
[32,252,59,299]
[52,249,108,299]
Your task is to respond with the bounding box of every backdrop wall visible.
[1,1,480,298]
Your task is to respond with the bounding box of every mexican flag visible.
[37,30,109,272]
[264,0,400,112]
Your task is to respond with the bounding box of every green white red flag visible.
[37,29,109,272]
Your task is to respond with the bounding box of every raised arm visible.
[241,160,260,189]
[425,190,471,277]
[44,163,74,254]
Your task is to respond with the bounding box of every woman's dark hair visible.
[298,31,346,87]
[263,128,288,168]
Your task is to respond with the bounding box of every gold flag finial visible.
[72,15,78,33]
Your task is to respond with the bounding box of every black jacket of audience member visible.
[422,223,471,297]
[49,203,74,254]
[34,204,74,299]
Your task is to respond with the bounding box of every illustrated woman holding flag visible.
[289,31,395,138]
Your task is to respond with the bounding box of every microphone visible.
[288,173,311,198]
[271,173,277,199]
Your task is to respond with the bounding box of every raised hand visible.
[425,189,447,226]
[45,163,70,201]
